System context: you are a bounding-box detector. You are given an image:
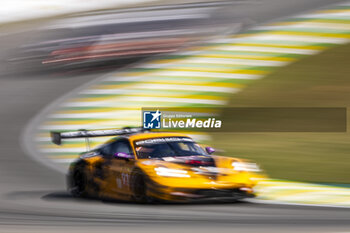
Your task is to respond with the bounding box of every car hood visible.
[137,155,217,169]
[161,155,215,167]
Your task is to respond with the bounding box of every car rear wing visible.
[51,127,147,145]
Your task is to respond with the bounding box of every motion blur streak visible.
[1,0,350,233]
[11,2,240,72]
[42,38,190,64]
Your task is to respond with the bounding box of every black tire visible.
[131,170,150,203]
[70,165,88,198]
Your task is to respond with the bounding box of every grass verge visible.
[212,43,350,184]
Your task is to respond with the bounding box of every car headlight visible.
[232,162,261,172]
[154,167,190,177]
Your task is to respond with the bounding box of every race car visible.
[51,127,264,203]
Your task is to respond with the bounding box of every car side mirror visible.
[205,147,215,154]
[114,152,134,160]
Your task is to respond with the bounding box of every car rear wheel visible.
[70,165,88,198]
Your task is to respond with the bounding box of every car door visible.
[104,139,135,199]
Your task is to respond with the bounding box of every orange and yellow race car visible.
[51,127,264,203]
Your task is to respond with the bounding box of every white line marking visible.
[102,76,145,82]
[243,35,349,44]
[296,12,350,19]
[61,96,225,107]
[231,34,349,44]
[79,89,130,95]
[180,57,289,66]
[153,70,262,79]
[124,96,226,105]
[49,110,140,118]
[39,122,138,130]
[218,45,319,55]
[258,185,350,191]
[132,83,240,93]
[257,22,350,31]
[40,148,87,153]
[249,198,350,209]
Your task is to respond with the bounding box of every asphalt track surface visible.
[1,0,350,232]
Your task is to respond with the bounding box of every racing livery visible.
[51,128,264,203]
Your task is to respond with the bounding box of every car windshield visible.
[134,137,207,159]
